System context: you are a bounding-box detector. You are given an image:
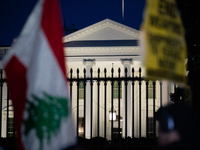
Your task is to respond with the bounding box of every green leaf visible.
[23,92,69,150]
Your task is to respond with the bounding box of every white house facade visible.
[63,19,172,140]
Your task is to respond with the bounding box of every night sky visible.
[0,0,145,46]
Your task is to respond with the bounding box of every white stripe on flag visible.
[2,0,76,149]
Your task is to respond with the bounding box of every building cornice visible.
[64,46,141,61]
[63,19,140,42]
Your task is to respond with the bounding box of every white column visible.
[83,59,95,139]
[161,81,170,107]
[121,59,133,138]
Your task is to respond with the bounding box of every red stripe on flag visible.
[41,0,66,77]
[4,56,27,150]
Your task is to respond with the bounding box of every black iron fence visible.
[68,67,163,149]
[0,67,163,149]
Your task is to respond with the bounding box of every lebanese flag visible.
[2,0,76,149]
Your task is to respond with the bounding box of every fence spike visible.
[118,68,121,73]
[132,68,134,73]
[125,68,128,78]
[90,68,93,74]
[139,67,141,73]
[111,67,114,73]
[104,68,107,74]
[70,68,73,79]
[84,68,86,74]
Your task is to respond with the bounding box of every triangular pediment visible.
[63,19,140,42]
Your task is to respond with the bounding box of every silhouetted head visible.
[156,103,200,149]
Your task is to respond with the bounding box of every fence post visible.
[97,68,100,150]
[0,70,3,138]
[76,69,79,137]
[97,68,100,138]
[125,68,127,138]
[118,68,121,142]
[104,68,107,140]
[111,68,114,144]
[139,68,141,138]
[90,68,93,140]
[132,68,135,138]
[153,81,156,140]
[70,69,73,113]
[84,69,86,139]
[146,81,149,139]
[6,86,9,139]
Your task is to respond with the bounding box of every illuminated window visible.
[78,117,84,137]
[8,118,14,137]
[113,81,122,99]
[148,117,154,138]
[79,82,84,99]
[148,82,156,99]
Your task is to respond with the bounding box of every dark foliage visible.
[170,87,183,103]
[176,0,200,111]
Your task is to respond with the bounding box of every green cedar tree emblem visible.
[23,92,69,150]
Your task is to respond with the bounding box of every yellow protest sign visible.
[141,0,187,83]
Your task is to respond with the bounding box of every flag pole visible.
[122,0,124,23]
